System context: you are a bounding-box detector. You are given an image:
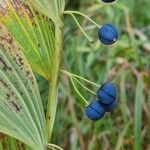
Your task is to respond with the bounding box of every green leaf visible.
[0,25,47,149]
[22,0,65,23]
[1,1,55,79]
[134,75,144,150]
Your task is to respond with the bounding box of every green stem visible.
[70,13,93,43]
[72,77,97,95]
[64,10,100,28]
[60,70,100,88]
[70,77,89,106]
[48,143,64,150]
[46,19,63,142]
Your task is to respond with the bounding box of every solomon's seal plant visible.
[0,0,119,149]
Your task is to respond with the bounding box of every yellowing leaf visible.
[22,0,65,23]
[1,1,55,80]
[0,24,47,149]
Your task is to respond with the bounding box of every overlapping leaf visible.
[0,24,47,149]
[1,0,55,79]
[22,0,65,23]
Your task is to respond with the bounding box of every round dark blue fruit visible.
[97,82,117,104]
[101,0,116,3]
[85,101,105,121]
[100,100,117,112]
[98,24,118,45]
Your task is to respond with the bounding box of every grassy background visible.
[50,0,150,149]
[0,0,150,149]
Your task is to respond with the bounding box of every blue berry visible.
[100,100,117,112]
[97,82,117,104]
[85,101,105,121]
[98,24,118,45]
[101,0,116,3]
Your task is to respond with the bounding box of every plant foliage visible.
[0,24,47,149]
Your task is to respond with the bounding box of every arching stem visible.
[46,18,63,142]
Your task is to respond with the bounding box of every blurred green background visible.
[0,0,150,149]
[50,0,150,149]
[39,0,150,149]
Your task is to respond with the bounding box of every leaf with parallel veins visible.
[1,0,55,80]
[0,24,47,149]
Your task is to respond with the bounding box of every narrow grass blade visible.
[134,75,144,150]
[115,122,131,150]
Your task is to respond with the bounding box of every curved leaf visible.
[0,24,47,149]
[1,1,55,79]
[22,0,65,23]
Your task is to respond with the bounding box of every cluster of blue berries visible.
[85,82,117,121]
[85,1,118,121]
